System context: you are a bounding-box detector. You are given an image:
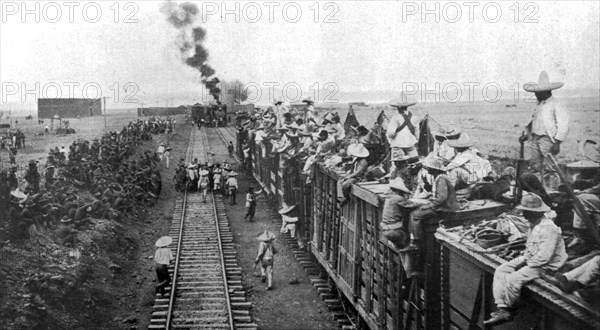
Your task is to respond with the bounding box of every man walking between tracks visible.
[225,172,238,205]
[519,71,568,182]
[254,230,277,290]
[154,236,174,297]
[228,141,235,158]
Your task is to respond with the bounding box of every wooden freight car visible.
[310,165,511,330]
[436,225,600,330]
[242,134,521,329]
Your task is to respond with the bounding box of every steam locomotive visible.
[190,103,228,127]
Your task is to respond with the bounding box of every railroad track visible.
[216,126,237,148]
[150,127,255,330]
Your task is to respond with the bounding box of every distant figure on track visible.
[254,230,277,290]
[226,172,238,205]
[154,236,174,297]
[228,141,234,158]
[199,164,210,203]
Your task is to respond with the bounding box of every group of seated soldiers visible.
[0,119,162,240]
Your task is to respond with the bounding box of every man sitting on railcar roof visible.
[401,155,459,252]
[485,193,567,326]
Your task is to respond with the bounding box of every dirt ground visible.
[204,128,339,330]
[0,112,192,329]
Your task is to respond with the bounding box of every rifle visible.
[514,131,526,204]
[546,154,600,245]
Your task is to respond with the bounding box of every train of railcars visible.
[237,125,599,330]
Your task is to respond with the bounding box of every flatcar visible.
[239,128,599,330]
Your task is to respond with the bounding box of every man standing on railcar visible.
[519,71,568,179]
[484,193,567,326]
[386,95,419,185]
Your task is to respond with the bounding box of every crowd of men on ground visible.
[172,156,239,205]
[0,118,168,242]
[232,71,599,323]
[0,129,26,150]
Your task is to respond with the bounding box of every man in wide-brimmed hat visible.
[520,71,568,175]
[380,177,419,251]
[338,144,371,204]
[278,202,297,231]
[352,125,381,145]
[445,132,492,196]
[485,193,566,326]
[254,230,278,290]
[302,97,319,123]
[402,155,459,253]
[386,95,420,181]
[431,126,461,161]
[225,172,238,205]
[154,236,174,297]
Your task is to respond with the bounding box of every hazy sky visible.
[1,1,599,108]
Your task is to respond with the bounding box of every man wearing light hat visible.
[302,97,319,124]
[254,230,278,290]
[402,155,459,252]
[485,193,566,326]
[386,95,419,180]
[520,71,568,175]
[279,203,298,238]
[431,126,461,161]
[446,132,492,195]
[225,172,238,205]
[338,144,371,204]
[380,177,418,250]
[154,236,174,297]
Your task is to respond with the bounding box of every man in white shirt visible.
[225,172,239,205]
[386,97,419,180]
[520,71,568,174]
[446,133,492,191]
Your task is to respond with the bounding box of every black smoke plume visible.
[161,2,221,101]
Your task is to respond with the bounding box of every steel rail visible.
[165,127,196,329]
[201,126,235,330]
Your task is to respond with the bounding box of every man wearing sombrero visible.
[445,132,492,194]
[386,94,419,180]
[254,230,278,290]
[338,144,371,204]
[485,193,566,326]
[520,71,568,175]
[302,97,318,124]
[431,126,461,161]
[154,236,174,297]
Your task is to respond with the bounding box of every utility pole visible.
[102,97,111,129]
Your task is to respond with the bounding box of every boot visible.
[484,307,513,326]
